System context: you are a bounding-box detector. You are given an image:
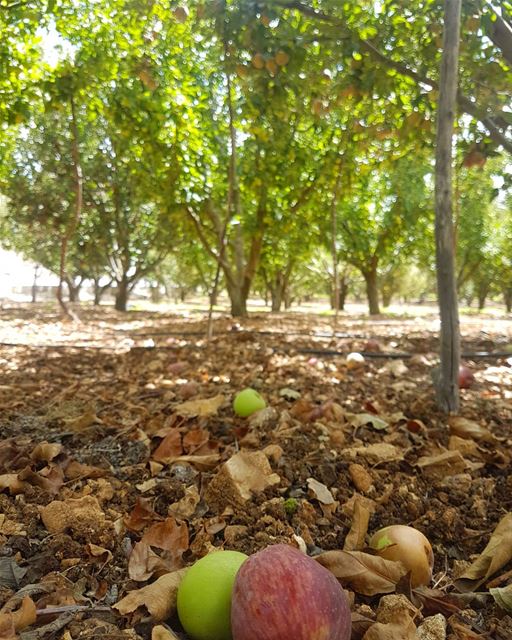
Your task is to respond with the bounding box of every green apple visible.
[177,550,248,640]
[233,388,266,417]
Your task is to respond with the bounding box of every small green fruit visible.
[233,388,266,417]
[177,550,248,640]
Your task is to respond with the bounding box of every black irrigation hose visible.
[1,341,510,360]
[130,329,366,338]
[297,348,512,359]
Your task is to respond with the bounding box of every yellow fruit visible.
[266,59,278,75]
[275,50,290,66]
[369,525,434,588]
[251,53,265,69]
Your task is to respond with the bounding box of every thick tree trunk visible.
[503,288,512,313]
[115,277,130,312]
[434,0,462,412]
[477,283,489,311]
[363,268,380,315]
[382,289,392,308]
[227,282,248,317]
[271,286,282,313]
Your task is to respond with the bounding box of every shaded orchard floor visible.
[0,303,511,638]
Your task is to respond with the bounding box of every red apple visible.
[231,544,351,640]
[459,365,475,389]
[364,339,381,352]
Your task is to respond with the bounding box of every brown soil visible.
[0,304,511,639]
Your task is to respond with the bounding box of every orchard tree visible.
[264,0,512,154]
[182,0,336,317]
[325,150,431,315]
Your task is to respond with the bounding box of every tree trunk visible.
[227,282,248,317]
[150,284,162,303]
[434,0,462,412]
[93,279,110,305]
[31,265,39,303]
[477,283,489,311]
[66,277,82,302]
[363,268,380,315]
[330,277,348,310]
[57,94,82,321]
[339,277,348,310]
[271,285,282,313]
[503,288,512,313]
[270,271,286,313]
[115,277,130,312]
[209,290,218,306]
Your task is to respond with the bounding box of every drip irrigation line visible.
[129,329,366,338]
[0,341,510,360]
[297,348,512,359]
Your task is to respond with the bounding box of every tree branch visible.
[185,205,233,279]
[273,0,512,153]
[485,4,512,66]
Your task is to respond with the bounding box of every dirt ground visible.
[1,303,511,639]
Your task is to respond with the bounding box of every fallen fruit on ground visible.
[369,524,434,587]
[231,544,352,640]
[346,352,365,369]
[459,364,475,389]
[233,388,266,417]
[177,550,248,640]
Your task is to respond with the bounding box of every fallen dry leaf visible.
[347,413,389,431]
[362,612,417,640]
[64,460,107,480]
[0,558,27,589]
[489,583,512,613]
[315,549,408,596]
[415,450,467,477]
[454,513,512,591]
[448,416,496,443]
[86,543,113,564]
[174,394,225,418]
[344,497,371,551]
[30,441,63,462]
[159,453,220,470]
[125,498,162,532]
[141,517,189,560]
[18,465,64,495]
[168,485,200,519]
[151,625,180,640]
[0,596,36,634]
[114,569,187,620]
[0,474,27,495]
[343,443,403,464]
[307,477,335,504]
[204,450,281,509]
[152,429,183,462]
[63,409,101,430]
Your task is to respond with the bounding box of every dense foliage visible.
[0,0,511,314]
